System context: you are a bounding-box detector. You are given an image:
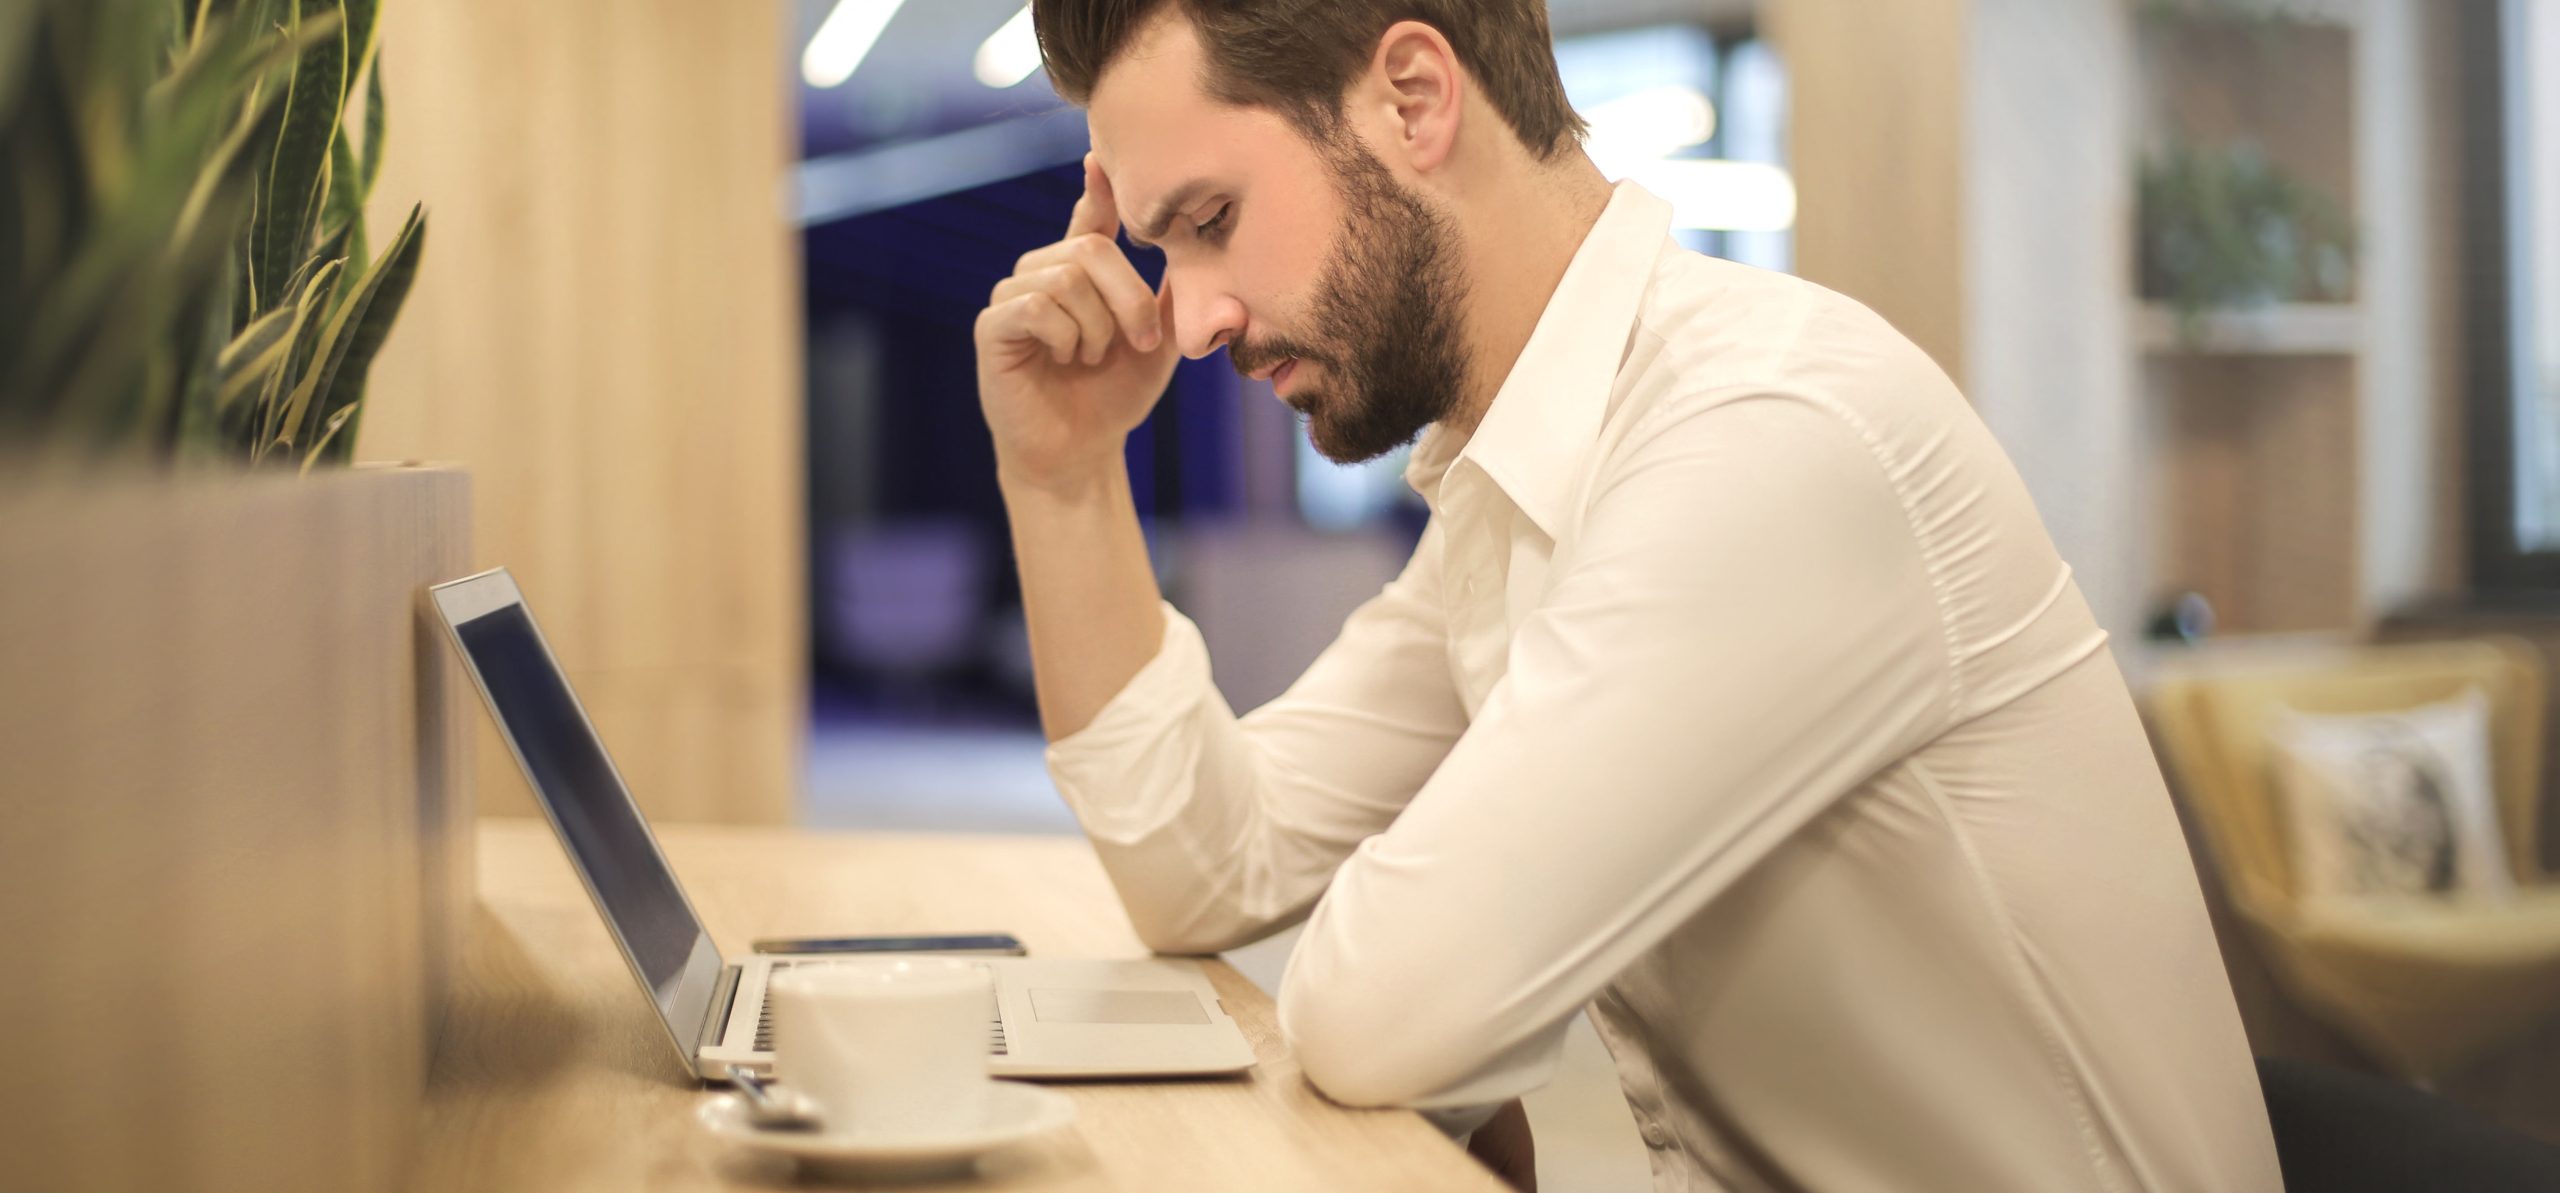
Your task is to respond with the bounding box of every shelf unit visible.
[2132,302,2364,356]
[2136,1,2371,637]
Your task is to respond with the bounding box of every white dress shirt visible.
[1045,182,2282,1192]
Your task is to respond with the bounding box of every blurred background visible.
[354,2,2560,1185]
[791,0,1790,838]
[12,0,2560,1188]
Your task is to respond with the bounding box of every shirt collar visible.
[1404,180,1674,538]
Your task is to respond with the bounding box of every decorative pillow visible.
[2267,688,2515,902]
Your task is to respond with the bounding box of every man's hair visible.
[1033,0,1587,161]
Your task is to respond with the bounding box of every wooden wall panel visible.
[1766,0,1971,382]
[0,466,473,1193]
[2137,17,2358,235]
[357,0,804,824]
[2149,358,2363,633]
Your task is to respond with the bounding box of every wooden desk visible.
[413,819,1506,1191]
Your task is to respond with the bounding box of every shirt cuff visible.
[1042,601,1217,844]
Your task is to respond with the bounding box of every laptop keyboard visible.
[752,960,1008,1056]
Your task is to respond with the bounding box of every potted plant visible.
[2138,137,2357,335]
[0,6,469,1187]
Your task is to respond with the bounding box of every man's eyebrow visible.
[1124,179,1217,250]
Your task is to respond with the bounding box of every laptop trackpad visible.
[1029,988,1210,1025]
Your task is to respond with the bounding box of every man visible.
[971,2,2283,1190]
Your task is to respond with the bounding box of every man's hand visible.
[1467,1099,1537,1192]
[974,153,1181,494]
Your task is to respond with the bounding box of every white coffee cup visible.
[767,957,994,1137]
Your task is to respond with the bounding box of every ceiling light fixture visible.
[1581,85,1718,179]
[974,6,1043,89]
[802,0,907,90]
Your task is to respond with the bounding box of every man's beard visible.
[1227,142,1470,466]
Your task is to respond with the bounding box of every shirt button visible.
[1640,1119,1670,1149]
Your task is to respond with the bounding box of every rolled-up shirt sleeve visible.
[1277,393,1960,1110]
[1044,521,1472,956]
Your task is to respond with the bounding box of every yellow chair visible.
[2148,636,2560,1081]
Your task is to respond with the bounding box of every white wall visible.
[1964,0,2146,645]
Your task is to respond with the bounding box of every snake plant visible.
[0,0,427,470]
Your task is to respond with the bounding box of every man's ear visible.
[1364,20,1462,173]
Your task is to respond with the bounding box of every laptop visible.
[429,566,1258,1081]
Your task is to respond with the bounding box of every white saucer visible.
[697,1082,1076,1180]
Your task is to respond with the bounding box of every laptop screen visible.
[434,571,723,1061]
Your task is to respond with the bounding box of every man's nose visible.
[1169,278,1245,361]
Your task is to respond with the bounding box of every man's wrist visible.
[997,451,1129,509]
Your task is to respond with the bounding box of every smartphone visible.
[749,932,1028,956]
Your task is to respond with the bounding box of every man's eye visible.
[1195,204,1232,241]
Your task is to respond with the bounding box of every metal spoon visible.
[729,1067,822,1132]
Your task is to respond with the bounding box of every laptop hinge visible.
[698,964,742,1061]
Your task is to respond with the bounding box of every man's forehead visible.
[1083,3,1235,192]
[1089,103,1232,233]
[1082,10,1319,231]
[1091,130,1205,200]
[1091,95,1308,220]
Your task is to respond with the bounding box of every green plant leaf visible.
[147,0,312,118]
[11,1,290,454]
[340,0,377,75]
[252,0,344,315]
[213,299,294,412]
[290,200,420,459]
[280,216,348,302]
[335,0,378,217]
[251,252,340,462]
[24,6,262,352]
[300,396,356,473]
[0,2,43,131]
[360,50,382,192]
[322,130,366,272]
[170,24,308,268]
[173,258,239,461]
[226,5,342,318]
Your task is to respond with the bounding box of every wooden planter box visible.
[0,464,473,1193]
